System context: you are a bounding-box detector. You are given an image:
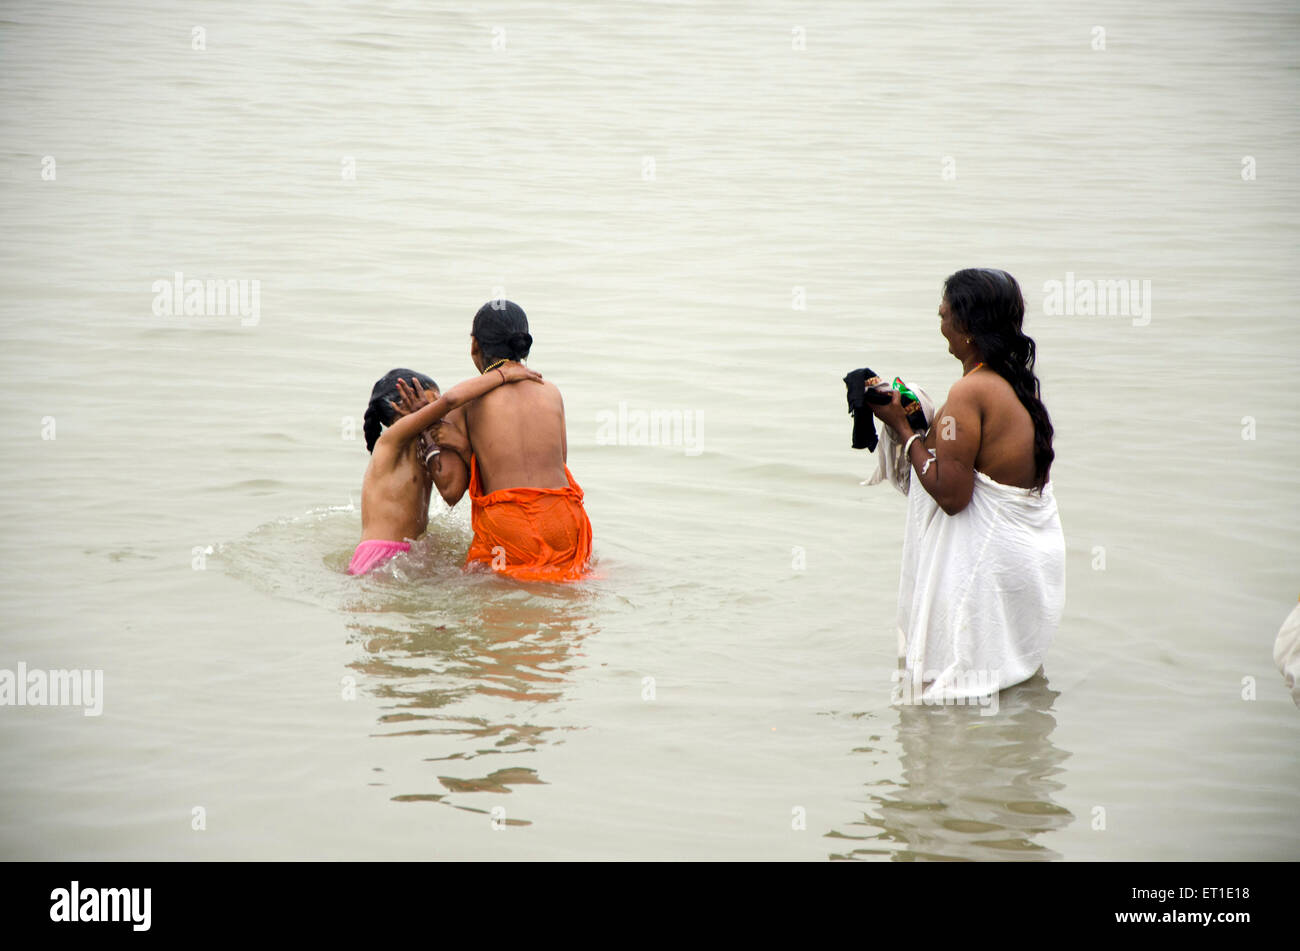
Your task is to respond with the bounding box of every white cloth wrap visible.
[864,385,937,495]
[896,469,1066,701]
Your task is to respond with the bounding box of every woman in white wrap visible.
[869,268,1065,702]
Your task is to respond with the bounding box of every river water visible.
[1,0,1297,860]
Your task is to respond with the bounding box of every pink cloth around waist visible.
[348,539,411,575]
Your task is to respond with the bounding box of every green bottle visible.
[892,377,928,431]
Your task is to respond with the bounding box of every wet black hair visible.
[472,299,533,363]
[942,268,1055,491]
[363,368,438,453]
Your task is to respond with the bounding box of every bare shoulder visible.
[956,368,1016,405]
[470,373,561,413]
[368,436,400,471]
[526,376,564,406]
[945,372,987,409]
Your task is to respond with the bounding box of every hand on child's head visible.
[391,380,415,416]
[394,377,435,412]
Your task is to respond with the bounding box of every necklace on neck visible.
[964,361,985,377]
[482,358,510,375]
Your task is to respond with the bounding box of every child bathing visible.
[350,363,543,575]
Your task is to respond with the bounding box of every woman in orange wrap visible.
[464,455,592,581]
[418,299,594,582]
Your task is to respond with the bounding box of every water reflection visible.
[344,569,597,824]
[829,673,1073,861]
[222,509,597,826]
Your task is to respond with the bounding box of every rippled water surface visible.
[1,0,1297,860]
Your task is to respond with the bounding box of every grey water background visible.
[0,0,1297,860]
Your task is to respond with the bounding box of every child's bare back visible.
[359,434,435,543]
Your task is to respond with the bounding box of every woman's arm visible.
[434,409,473,468]
[378,365,543,450]
[431,446,469,506]
[873,381,981,515]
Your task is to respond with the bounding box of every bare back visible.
[463,377,569,494]
[925,370,1039,489]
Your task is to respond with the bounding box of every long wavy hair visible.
[943,268,1055,491]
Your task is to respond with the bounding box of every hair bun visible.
[472,300,532,361]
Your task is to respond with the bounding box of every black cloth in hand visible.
[843,367,891,452]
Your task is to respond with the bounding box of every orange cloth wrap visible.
[465,455,593,582]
